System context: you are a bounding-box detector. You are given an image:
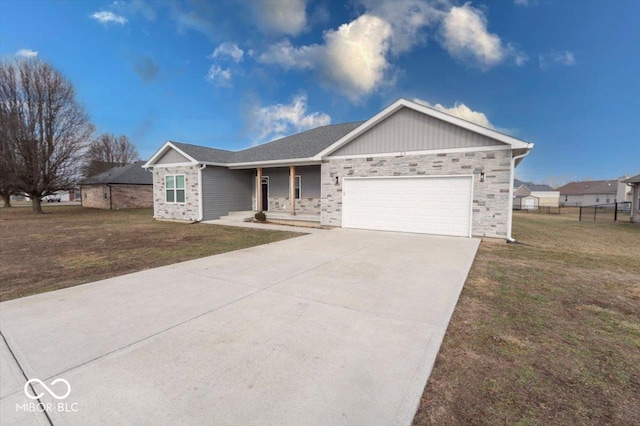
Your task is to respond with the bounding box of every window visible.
[166,175,185,203]
[596,197,600,203]
[295,176,301,199]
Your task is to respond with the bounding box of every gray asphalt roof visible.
[80,161,152,185]
[558,180,618,195]
[514,180,555,191]
[169,142,234,164]
[525,184,555,191]
[166,121,365,165]
[622,173,640,184]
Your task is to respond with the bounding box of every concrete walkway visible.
[0,229,479,426]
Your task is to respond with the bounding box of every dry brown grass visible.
[414,211,640,425]
[0,206,301,301]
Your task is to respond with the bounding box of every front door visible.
[261,177,269,211]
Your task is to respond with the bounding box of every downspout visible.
[109,185,112,210]
[507,147,533,243]
[197,164,206,222]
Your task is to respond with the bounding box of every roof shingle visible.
[80,161,152,185]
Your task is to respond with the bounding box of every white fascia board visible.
[326,145,511,160]
[315,98,533,159]
[143,141,199,168]
[227,159,321,169]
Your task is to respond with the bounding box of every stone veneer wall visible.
[321,149,513,238]
[268,197,321,215]
[153,166,200,221]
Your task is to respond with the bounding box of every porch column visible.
[289,165,296,216]
[257,167,262,211]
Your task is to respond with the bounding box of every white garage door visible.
[342,176,473,237]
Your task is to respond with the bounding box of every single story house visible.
[513,181,559,209]
[80,161,153,209]
[558,178,632,206]
[143,99,533,239]
[622,174,640,223]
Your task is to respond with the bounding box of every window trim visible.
[165,174,186,204]
[294,175,301,200]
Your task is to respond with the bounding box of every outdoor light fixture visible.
[480,172,485,182]
[335,176,339,185]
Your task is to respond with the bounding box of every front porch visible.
[250,165,322,216]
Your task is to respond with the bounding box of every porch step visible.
[219,211,255,222]
[220,210,321,223]
[265,212,321,222]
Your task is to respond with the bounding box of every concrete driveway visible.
[0,229,479,426]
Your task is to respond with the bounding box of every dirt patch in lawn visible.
[414,211,640,425]
[0,206,301,301]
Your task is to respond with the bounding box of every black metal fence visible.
[579,202,631,222]
[514,206,561,214]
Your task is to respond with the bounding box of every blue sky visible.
[1,0,638,183]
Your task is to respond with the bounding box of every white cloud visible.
[359,0,444,55]
[514,0,538,6]
[210,42,244,63]
[319,15,393,99]
[250,94,331,144]
[413,98,494,129]
[259,14,393,101]
[206,65,232,87]
[539,51,575,69]
[90,11,128,25]
[253,0,308,36]
[440,3,525,70]
[258,40,315,69]
[258,1,528,100]
[16,49,38,58]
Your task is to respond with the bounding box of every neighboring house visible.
[80,161,153,209]
[143,98,534,239]
[622,174,640,223]
[513,182,560,209]
[558,178,632,206]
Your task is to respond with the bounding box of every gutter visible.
[197,164,206,222]
[507,146,533,243]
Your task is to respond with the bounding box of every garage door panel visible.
[342,176,472,237]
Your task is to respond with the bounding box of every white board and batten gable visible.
[143,141,199,168]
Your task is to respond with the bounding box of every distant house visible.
[79,161,152,209]
[513,180,559,209]
[558,178,632,206]
[622,174,640,223]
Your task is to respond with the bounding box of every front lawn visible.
[0,206,301,302]
[414,211,640,425]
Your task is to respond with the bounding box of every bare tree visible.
[83,133,140,177]
[0,59,94,214]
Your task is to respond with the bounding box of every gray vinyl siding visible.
[261,166,320,198]
[156,148,190,164]
[331,107,504,156]
[201,167,253,220]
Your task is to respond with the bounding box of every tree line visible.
[1,58,139,213]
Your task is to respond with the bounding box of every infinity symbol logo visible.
[24,378,71,400]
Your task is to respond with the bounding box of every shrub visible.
[254,211,266,222]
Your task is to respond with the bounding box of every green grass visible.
[0,206,301,301]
